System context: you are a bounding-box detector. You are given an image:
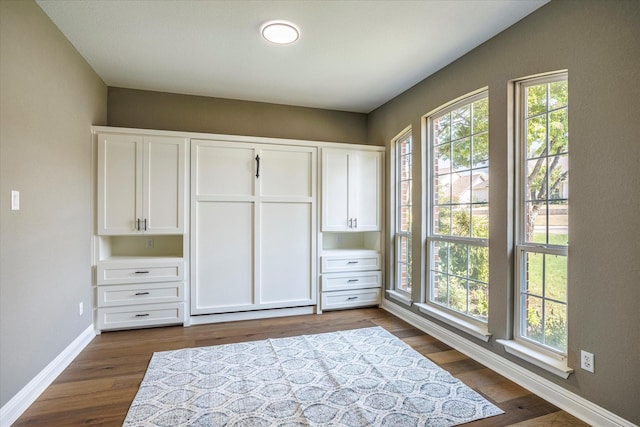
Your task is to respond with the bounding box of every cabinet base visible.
[189,306,316,325]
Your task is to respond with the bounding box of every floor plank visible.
[12,308,589,426]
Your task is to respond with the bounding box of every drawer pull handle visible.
[347,296,359,300]
[348,279,359,282]
[135,292,150,296]
[347,261,359,264]
[135,313,150,317]
[134,271,150,274]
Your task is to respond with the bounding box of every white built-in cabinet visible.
[93,127,384,328]
[190,139,317,315]
[97,133,186,235]
[94,129,188,331]
[320,147,384,311]
[322,148,382,232]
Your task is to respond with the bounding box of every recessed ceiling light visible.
[261,21,300,45]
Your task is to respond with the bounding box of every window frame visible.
[423,89,490,331]
[389,128,413,303]
[514,72,569,360]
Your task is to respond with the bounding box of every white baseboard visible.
[381,301,635,427]
[0,325,96,427]
[189,306,316,325]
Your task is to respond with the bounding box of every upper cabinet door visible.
[351,150,382,231]
[97,133,187,235]
[143,136,187,234]
[321,149,351,231]
[321,148,382,232]
[97,133,143,235]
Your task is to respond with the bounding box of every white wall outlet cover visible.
[11,190,20,210]
[580,350,595,373]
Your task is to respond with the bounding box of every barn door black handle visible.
[255,155,260,178]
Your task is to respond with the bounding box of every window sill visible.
[415,303,491,342]
[497,339,573,379]
[386,290,412,306]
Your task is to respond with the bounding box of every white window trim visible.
[386,289,412,306]
[497,339,573,379]
[424,89,491,326]
[499,71,572,378]
[390,127,413,299]
[515,72,569,355]
[415,302,491,342]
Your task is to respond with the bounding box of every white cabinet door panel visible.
[260,148,314,198]
[321,149,350,230]
[144,137,185,233]
[193,201,254,313]
[352,150,382,231]
[260,202,314,304]
[193,141,255,197]
[98,134,142,234]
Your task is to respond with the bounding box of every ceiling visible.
[36,0,548,113]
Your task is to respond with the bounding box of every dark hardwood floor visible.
[13,308,589,426]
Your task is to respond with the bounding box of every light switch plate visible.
[11,190,20,211]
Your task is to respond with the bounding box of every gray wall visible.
[0,0,107,408]
[108,87,369,145]
[369,0,640,423]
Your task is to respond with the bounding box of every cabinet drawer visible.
[321,254,381,273]
[97,303,184,330]
[322,271,382,292]
[97,260,184,285]
[97,282,184,307]
[321,288,381,310]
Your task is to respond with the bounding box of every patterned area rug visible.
[124,327,503,426]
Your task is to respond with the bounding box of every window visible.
[516,73,569,355]
[393,130,412,296]
[427,91,489,323]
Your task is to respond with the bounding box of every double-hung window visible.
[515,73,569,356]
[426,91,490,325]
[392,130,413,298]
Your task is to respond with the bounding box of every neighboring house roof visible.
[439,170,489,203]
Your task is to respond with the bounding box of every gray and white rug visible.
[124,326,503,426]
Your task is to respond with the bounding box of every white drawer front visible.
[97,261,184,285]
[321,254,381,273]
[322,271,382,292]
[321,288,381,310]
[97,282,184,307]
[97,303,184,330]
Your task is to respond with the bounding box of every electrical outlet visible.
[581,350,594,373]
[11,190,20,211]
[79,301,84,316]
[146,238,154,249]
